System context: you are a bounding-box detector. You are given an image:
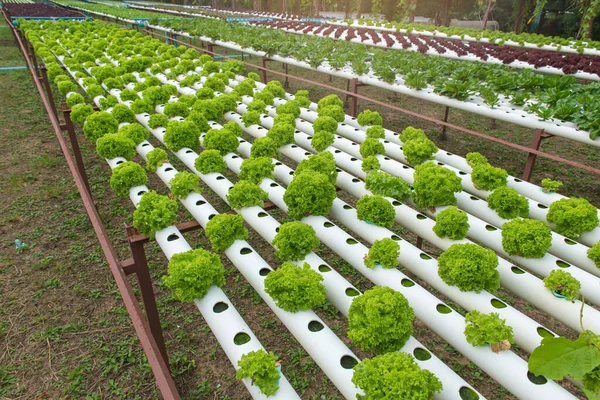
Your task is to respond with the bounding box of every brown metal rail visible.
[4,12,180,400]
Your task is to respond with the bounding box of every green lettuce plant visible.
[412,162,462,209]
[543,270,581,300]
[163,248,224,301]
[163,101,190,118]
[58,80,78,96]
[242,110,261,127]
[110,161,148,197]
[352,352,442,399]
[193,99,224,122]
[264,262,327,312]
[272,221,320,261]
[318,105,345,122]
[433,206,470,240]
[203,128,239,155]
[295,152,337,185]
[133,191,178,239]
[239,157,274,183]
[254,89,274,105]
[273,113,296,128]
[283,171,336,219]
[130,99,153,114]
[86,84,105,99]
[366,125,385,139]
[265,80,285,98]
[464,310,514,352]
[236,350,280,397]
[226,180,269,209]
[66,93,84,108]
[164,120,200,151]
[311,130,334,152]
[205,214,248,252]
[170,171,201,198]
[364,170,411,200]
[466,152,488,168]
[204,76,226,92]
[348,286,414,353]
[362,156,380,172]
[149,113,169,129]
[234,81,254,97]
[399,127,426,143]
[471,163,508,191]
[487,187,529,219]
[248,99,267,113]
[501,218,552,258]
[266,123,295,147]
[194,149,226,174]
[547,198,599,239]
[146,148,169,172]
[402,137,438,165]
[357,195,395,228]
[118,123,148,146]
[364,238,400,269]
[83,111,119,142]
[316,94,343,111]
[96,133,136,160]
[250,137,280,159]
[541,178,563,193]
[438,243,500,293]
[313,116,338,134]
[275,101,301,118]
[120,89,140,102]
[359,138,385,158]
[70,104,94,125]
[195,87,215,100]
[143,86,171,106]
[223,121,243,137]
[186,111,211,133]
[588,242,600,269]
[357,110,383,126]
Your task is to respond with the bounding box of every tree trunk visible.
[253,0,260,10]
[409,0,416,22]
[514,0,526,32]
[344,0,351,18]
[482,0,495,30]
[437,0,451,26]
[356,0,365,18]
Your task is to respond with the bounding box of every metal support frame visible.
[440,106,450,140]
[522,129,553,182]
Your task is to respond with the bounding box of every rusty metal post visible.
[416,236,423,250]
[40,66,58,121]
[440,106,450,140]
[127,227,170,369]
[62,108,92,195]
[522,129,552,182]
[283,63,289,88]
[350,78,359,117]
[261,57,268,84]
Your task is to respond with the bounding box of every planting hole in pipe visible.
[308,321,324,332]
[213,302,229,313]
[318,265,331,272]
[164,167,174,172]
[436,304,452,314]
[556,260,570,268]
[469,196,480,201]
[351,142,357,146]
[291,145,298,148]
[459,387,480,400]
[137,190,146,196]
[343,205,352,210]
[490,299,507,309]
[390,235,402,241]
[259,268,270,276]
[350,157,358,162]
[275,162,282,166]
[340,355,359,369]
[527,371,548,385]
[413,347,432,361]
[216,176,225,180]
[345,288,360,297]
[419,253,432,260]
[141,143,150,147]
[167,234,179,242]
[240,248,253,255]
[233,332,251,345]
[258,212,268,218]
[334,150,341,153]
[402,165,409,169]
[459,171,467,175]
[352,178,360,183]
[416,214,427,220]
[485,225,498,231]
[537,204,548,209]
[116,160,124,165]
[196,200,206,206]
[208,214,216,220]
[270,183,279,187]
[336,168,342,172]
[401,279,415,287]
[185,150,193,154]
[346,238,358,245]
[511,266,525,274]
[514,178,523,183]
[231,155,239,159]
[564,238,577,245]
[323,222,334,228]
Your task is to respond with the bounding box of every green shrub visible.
[402,137,438,165]
[193,99,224,122]
[236,350,280,397]
[357,195,395,228]
[146,148,168,172]
[96,133,136,160]
[227,180,269,209]
[487,187,529,219]
[164,120,200,151]
[316,94,343,112]
[203,128,239,155]
[194,149,226,174]
[466,152,488,167]
[588,242,600,269]
[186,111,211,133]
[266,123,295,147]
[365,170,411,200]
[163,248,224,301]
[205,214,248,252]
[543,270,581,300]
[251,137,280,159]
[242,110,261,127]
[364,238,400,269]
[438,243,500,293]
[399,126,426,143]
[366,125,385,139]
[275,101,301,118]
[352,352,442,399]
[272,221,320,261]
[148,113,169,129]
[283,172,337,219]
[313,116,338,134]
[295,152,337,185]
[359,138,385,158]
[547,198,599,239]
[472,163,508,191]
[464,310,514,351]
[433,206,470,240]
[110,161,148,197]
[264,262,327,312]
[318,105,345,122]
[170,171,201,198]
[239,157,274,183]
[83,111,119,142]
[348,287,414,353]
[501,218,551,258]
[362,155,380,172]
[412,162,462,209]
[357,110,383,126]
[163,102,190,118]
[70,103,94,125]
[118,123,148,145]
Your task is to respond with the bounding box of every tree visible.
[481,0,497,29]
